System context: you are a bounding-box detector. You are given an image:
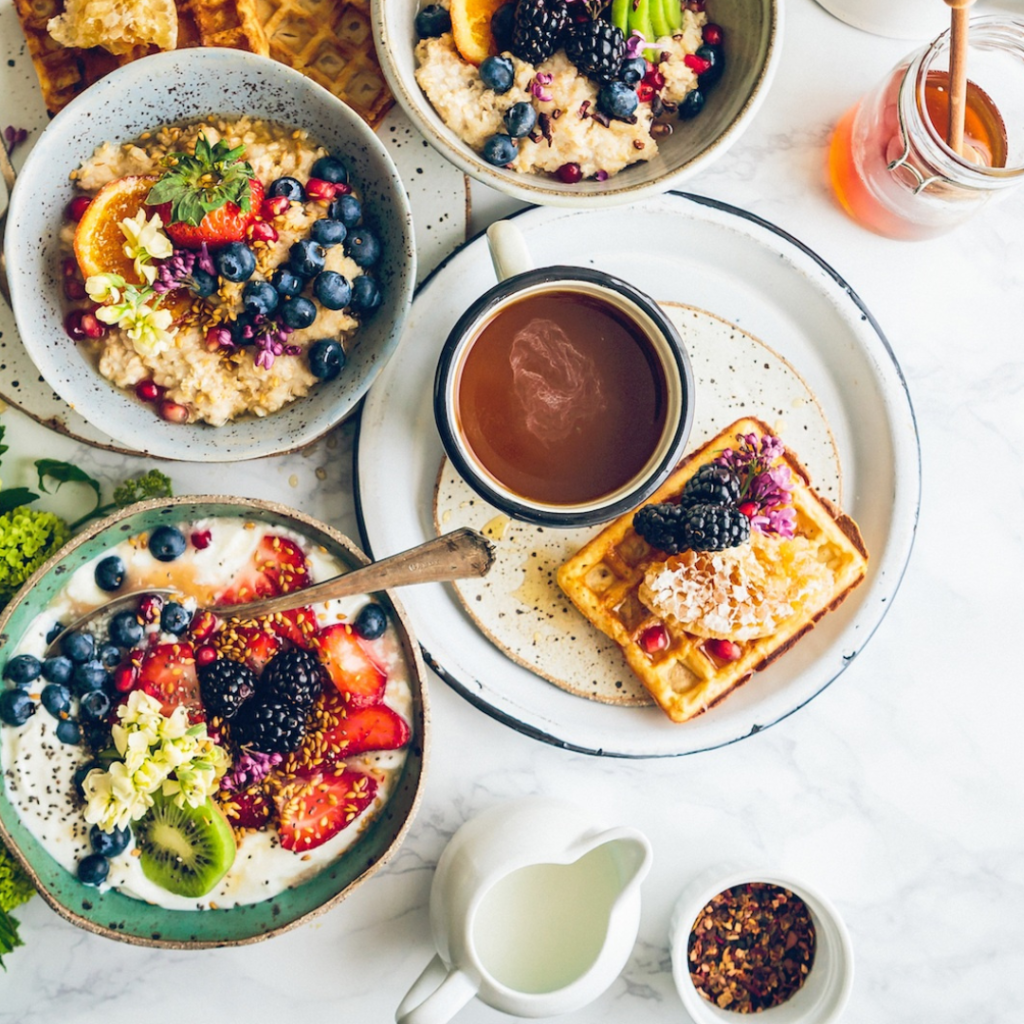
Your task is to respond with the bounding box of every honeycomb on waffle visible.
[556,418,869,724]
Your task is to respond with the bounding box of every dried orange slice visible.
[73,174,161,284]
[450,0,507,65]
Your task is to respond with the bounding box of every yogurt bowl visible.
[0,496,428,948]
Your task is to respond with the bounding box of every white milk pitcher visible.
[395,797,652,1023]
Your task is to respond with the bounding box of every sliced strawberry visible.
[153,177,265,250]
[270,606,318,648]
[314,624,386,707]
[137,642,202,718]
[221,785,273,831]
[216,534,311,606]
[321,704,411,761]
[215,623,281,673]
[275,768,378,852]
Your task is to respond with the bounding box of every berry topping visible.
[504,102,538,139]
[216,534,311,606]
[511,0,568,64]
[90,824,131,858]
[694,44,724,87]
[275,768,378,852]
[682,464,743,507]
[55,718,82,744]
[479,55,515,93]
[308,338,346,380]
[267,177,305,202]
[62,631,95,664]
[482,133,517,167]
[242,280,280,317]
[556,162,582,184]
[72,660,108,694]
[160,602,191,635]
[353,603,387,641]
[198,657,258,720]
[97,643,121,668]
[313,270,352,310]
[137,593,164,622]
[41,656,73,686]
[349,275,382,315]
[159,400,191,423]
[678,88,706,120]
[261,648,325,712]
[288,238,327,279]
[598,81,639,120]
[639,624,669,654]
[705,638,742,662]
[195,644,218,667]
[635,501,750,554]
[112,664,137,693]
[279,295,318,330]
[41,683,72,717]
[328,194,362,228]
[320,704,410,760]
[249,221,279,244]
[345,229,381,268]
[77,852,109,885]
[138,642,201,718]
[703,23,723,46]
[135,379,163,402]
[683,52,712,75]
[109,610,143,648]
[564,18,626,82]
[415,3,452,38]
[491,2,515,48]
[66,195,92,222]
[315,624,386,707]
[80,689,112,722]
[620,56,646,86]
[149,525,187,561]
[261,195,291,219]
[190,528,212,550]
[4,654,42,685]
[94,554,126,592]
[215,241,257,282]
[233,697,307,754]
[310,218,347,247]
[311,155,350,184]
[271,266,305,297]
[0,689,36,727]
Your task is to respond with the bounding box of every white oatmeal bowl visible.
[373,0,780,206]
[5,48,416,461]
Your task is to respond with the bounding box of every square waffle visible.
[556,418,869,723]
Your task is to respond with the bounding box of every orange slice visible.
[73,174,161,284]
[450,0,507,65]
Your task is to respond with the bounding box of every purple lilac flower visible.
[624,31,648,60]
[197,242,215,276]
[153,247,197,293]
[595,169,609,182]
[3,126,28,154]
[253,319,300,369]
[713,432,796,536]
[221,750,283,792]
[206,326,234,350]
[531,73,554,102]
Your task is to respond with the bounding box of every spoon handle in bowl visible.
[216,528,495,620]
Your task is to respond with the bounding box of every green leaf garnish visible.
[36,460,102,505]
[145,132,255,227]
[0,488,39,514]
[0,907,25,970]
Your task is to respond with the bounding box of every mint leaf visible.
[35,460,102,509]
[0,908,24,970]
[0,488,39,514]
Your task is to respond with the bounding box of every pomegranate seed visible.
[639,624,669,654]
[737,501,758,519]
[158,399,190,423]
[637,83,655,103]
[113,664,137,692]
[138,595,164,623]
[703,23,723,46]
[305,178,337,201]
[249,221,278,244]
[684,54,713,75]
[62,257,78,278]
[79,311,106,339]
[195,644,218,667]
[261,196,290,219]
[135,379,163,402]
[556,162,582,184]
[64,277,87,301]
[66,195,92,222]
[190,610,218,641]
[705,638,742,662]
[190,528,212,550]
[642,68,665,90]
[64,309,88,341]
[687,0,706,11]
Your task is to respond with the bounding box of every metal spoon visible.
[45,527,494,656]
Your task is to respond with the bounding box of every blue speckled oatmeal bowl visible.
[6,49,416,461]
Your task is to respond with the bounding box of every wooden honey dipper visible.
[945,0,978,156]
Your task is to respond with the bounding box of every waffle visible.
[15,0,393,127]
[556,418,869,723]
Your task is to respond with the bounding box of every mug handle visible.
[486,221,534,282]
[395,954,478,1024]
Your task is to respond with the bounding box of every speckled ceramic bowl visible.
[0,496,428,948]
[5,49,416,461]
[372,0,780,206]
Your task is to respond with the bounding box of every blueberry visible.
[108,610,143,649]
[97,644,121,668]
[695,44,724,88]
[77,852,109,886]
[4,654,42,685]
[191,269,217,298]
[56,718,82,745]
[41,683,72,717]
[83,723,112,752]
[94,555,126,593]
[620,56,646,86]
[598,81,638,120]
[149,525,187,562]
[0,689,36,726]
[215,242,256,283]
[271,266,305,298]
[479,55,514,93]
[268,176,305,202]
[80,689,111,722]
[242,280,280,317]
[73,760,101,797]
[160,602,191,635]
[62,631,95,664]
[231,312,257,346]
[288,239,327,279]
[90,824,131,858]
[313,271,352,310]
[415,3,451,38]
[73,660,108,694]
[310,156,349,184]
[328,194,362,228]
[45,621,64,644]
[504,102,537,138]
[279,295,318,330]
[353,603,387,640]
[678,87,706,120]
[350,275,382,316]
[42,656,73,685]
[311,218,347,247]
[491,2,515,48]
[482,133,517,166]
[308,339,346,381]
[345,230,381,268]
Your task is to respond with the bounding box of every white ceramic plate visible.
[355,193,920,758]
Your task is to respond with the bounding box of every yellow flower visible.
[119,208,173,286]
[85,272,125,304]
[96,300,175,356]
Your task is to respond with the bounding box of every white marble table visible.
[3,1,1023,1020]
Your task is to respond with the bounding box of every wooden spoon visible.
[944,0,978,156]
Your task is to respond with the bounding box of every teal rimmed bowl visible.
[0,496,428,948]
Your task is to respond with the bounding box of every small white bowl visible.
[372,0,781,207]
[669,868,854,1024]
[6,48,416,462]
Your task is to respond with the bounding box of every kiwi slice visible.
[133,792,236,898]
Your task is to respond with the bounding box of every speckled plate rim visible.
[0,495,429,948]
[353,192,921,758]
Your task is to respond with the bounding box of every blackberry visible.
[564,19,626,82]
[261,648,324,712]
[511,0,568,64]
[681,464,742,507]
[198,658,257,720]
[634,501,750,553]
[234,697,307,754]
[634,502,690,554]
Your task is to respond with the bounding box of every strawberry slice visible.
[270,606,318,648]
[314,624,386,707]
[216,534,311,606]
[221,785,273,831]
[275,769,378,852]
[321,704,411,761]
[215,623,281,673]
[137,642,202,718]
